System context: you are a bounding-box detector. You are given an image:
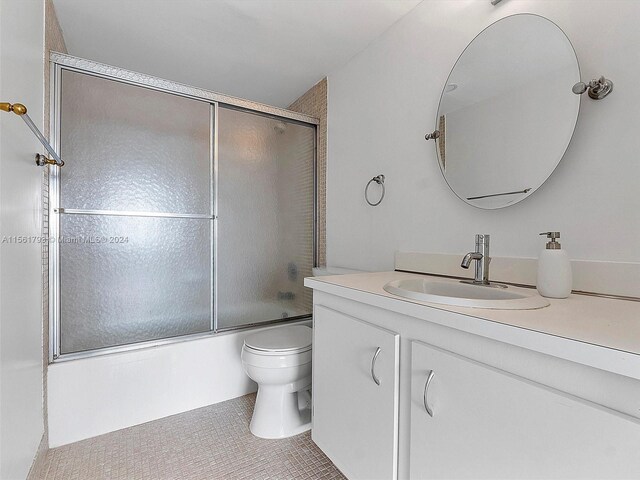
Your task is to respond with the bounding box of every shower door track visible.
[49,53,319,126]
[56,208,215,219]
[48,53,318,362]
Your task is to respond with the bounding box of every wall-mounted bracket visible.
[425,130,440,141]
[572,76,614,100]
[35,153,64,167]
[1,101,65,167]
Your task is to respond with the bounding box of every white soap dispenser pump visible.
[537,232,572,299]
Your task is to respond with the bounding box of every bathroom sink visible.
[383,278,549,310]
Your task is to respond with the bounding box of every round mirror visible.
[434,14,580,209]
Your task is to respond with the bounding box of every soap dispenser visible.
[537,232,572,299]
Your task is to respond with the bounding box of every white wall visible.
[0,0,45,478]
[326,0,640,271]
[48,320,310,447]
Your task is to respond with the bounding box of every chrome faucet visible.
[461,234,491,285]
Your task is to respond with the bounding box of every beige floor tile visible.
[36,394,346,480]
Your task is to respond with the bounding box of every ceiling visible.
[53,0,421,107]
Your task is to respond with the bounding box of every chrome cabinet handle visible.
[371,347,381,386]
[423,370,435,417]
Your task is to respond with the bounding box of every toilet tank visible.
[311,266,365,276]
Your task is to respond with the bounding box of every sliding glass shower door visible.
[56,71,214,355]
[217,107,315,330]
[52,68,316,359]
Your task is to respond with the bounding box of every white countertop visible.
[305,271,640,380]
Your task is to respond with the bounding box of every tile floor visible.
[34,394,346,480]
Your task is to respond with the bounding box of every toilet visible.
[241,325,313,439]
[241,267,363,439]
[311,266,364,276]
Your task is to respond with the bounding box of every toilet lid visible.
[244,325,312,353]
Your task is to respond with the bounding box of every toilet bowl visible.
[241,325,312,439]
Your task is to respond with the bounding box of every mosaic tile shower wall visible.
[288,78,327,268]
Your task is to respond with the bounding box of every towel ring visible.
[365,174,385,206]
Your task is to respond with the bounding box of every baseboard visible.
[395,252,640,299]
[26,434,49,480]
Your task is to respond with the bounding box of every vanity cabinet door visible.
[313,306,400,480]
[410,340,640,479]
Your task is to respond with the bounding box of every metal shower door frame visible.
[48,53,318,362]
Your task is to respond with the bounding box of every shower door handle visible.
[371,347,381,386]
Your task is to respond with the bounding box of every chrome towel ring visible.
[365,174,385,206]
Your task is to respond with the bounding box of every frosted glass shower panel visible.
[217,107,315,329]
[59,70,211,214]
[59,215,212,354]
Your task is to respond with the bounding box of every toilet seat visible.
[242,347,312,368]
[243,344,311,356]
[243,325,311,355]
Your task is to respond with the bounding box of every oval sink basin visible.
[383,278,549,310]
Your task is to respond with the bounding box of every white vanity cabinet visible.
[312,305,400,480]
[306,274,640,480]
[410,341,640,479]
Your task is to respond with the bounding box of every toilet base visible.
[250,385,312,439]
